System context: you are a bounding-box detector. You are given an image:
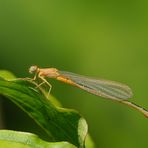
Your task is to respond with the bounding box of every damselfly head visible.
[29,65,38,74]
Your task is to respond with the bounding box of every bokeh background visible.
[0,1,148,148]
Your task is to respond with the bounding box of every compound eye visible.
[29,65,38,74]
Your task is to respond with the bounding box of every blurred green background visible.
[0,0,148,147]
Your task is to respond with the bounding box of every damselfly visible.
[29,65,148,118]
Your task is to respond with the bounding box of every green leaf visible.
[0,70,16,80]
[0,130,76,148]
[85,135,95,148]
[0,71,88,148]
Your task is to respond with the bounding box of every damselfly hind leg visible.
[38,75,52,97]
[35,81,46,88]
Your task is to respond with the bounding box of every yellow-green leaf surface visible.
[0,130,76,148]
[0,70,88,148]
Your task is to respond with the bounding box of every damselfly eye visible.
[29,65,38,74]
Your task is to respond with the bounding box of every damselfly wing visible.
[58,71,133,101]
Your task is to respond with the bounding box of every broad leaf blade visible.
[0,75,88,147]
[0,70,16,80]
[0,130,76,148]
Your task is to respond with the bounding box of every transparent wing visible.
[59,71,133,100]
